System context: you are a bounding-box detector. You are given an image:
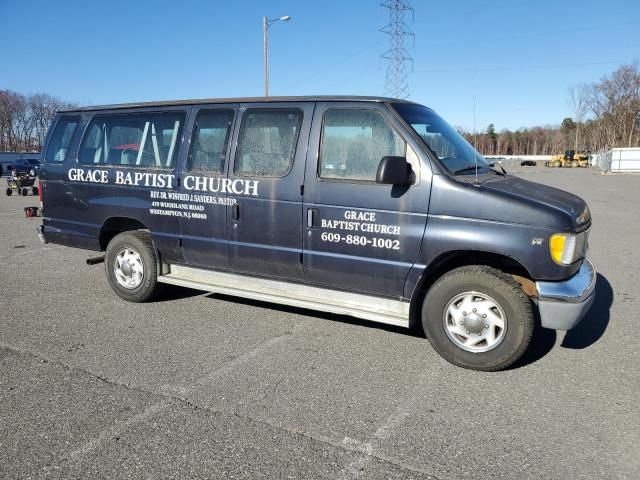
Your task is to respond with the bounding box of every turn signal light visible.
[549,233,577,265]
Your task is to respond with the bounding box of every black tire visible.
[21,188,28,196]
[570,160,578,168]
[553,160,561,168]
[422,266,534,371]
[6,188,12,196]
[32,186,39,196]
[105,230,160,302]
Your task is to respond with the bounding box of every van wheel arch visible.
[99,217,149,251]
[409,250,534,330]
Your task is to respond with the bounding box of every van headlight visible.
[576,205,591,225]
[549,233,580,265]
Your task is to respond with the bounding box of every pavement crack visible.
[65,401,171,462]
[194,327,300,387]
[0,342,440,479]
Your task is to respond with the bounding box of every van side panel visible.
[41,113,100,250]
[41,108,189,263]
[402,173,584,300]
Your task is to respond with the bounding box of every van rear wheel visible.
[105,230,159,302]
[422,266,534,371]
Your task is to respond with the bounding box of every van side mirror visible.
[376,156,411,185]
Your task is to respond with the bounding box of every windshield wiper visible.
[453,165,485,175]
[488,162,508,175]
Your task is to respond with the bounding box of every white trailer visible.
[609,148,640,173]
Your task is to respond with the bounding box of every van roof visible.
[60,96,417,113]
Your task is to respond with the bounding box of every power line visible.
[413,60,630,74]
[380,0,414,99]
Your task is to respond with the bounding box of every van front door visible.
[302,102,431,297]
[226,103,313,280]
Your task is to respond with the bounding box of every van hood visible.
[429,174,590,232]
[481,175,590,230]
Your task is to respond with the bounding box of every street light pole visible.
[263,16,268,97]
[263,15,291,97]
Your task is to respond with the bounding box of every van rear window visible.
[45,117,79,163]
[78,112,185,169]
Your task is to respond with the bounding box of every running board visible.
[158,265,410,328]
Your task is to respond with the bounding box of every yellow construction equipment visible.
[545,150,589,168]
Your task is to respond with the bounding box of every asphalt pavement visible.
[0,167,638,479]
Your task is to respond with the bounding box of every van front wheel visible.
[105,230,159,302]
[422,266,534,371]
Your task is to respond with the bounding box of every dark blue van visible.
[38,96,595,370]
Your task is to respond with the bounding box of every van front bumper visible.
[536,258,596,330]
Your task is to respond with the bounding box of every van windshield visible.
[392,103,490,175]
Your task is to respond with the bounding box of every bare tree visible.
[568,84,588,150]
[583,63,640,149]
[462,63,640,157]
[0,89,76,152]
[30,93,71,150]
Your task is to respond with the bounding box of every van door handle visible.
[307,208,318,228]
[232,203,240,221]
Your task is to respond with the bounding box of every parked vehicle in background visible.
[0,153,42,177]
[8,158,41,176]
[25,158,41,176]
[545,150,589,168]
[37,96,596,371]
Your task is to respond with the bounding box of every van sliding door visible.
[225,103,314,281]
[178,105,238,270]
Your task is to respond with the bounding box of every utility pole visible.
[380,0,414,99]
[263,15,291,97]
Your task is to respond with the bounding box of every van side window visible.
[234,109,302,177]
[44,117,79,163]
[187,109,234,173]
[78,112,185,168]
[319,109,405,181]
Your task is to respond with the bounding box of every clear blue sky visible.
[1,0,638,131]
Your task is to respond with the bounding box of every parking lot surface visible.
[1,167,638,479]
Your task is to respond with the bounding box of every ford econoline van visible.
[38,96,595,370]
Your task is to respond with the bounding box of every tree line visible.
[2,63,639,155]
[459,63,640,156]
[0,90,75,152]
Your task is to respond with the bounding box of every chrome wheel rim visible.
[114,247,144,289]
[442,291,507,353]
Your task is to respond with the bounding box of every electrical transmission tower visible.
[380,0,414,99]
